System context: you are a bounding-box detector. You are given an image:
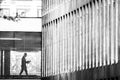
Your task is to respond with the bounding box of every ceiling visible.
[0,31,42,51]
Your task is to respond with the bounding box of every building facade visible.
[0,0,41,17]
[42,0,120,80]
[0,0,42,32]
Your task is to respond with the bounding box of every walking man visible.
[19,53,31,75]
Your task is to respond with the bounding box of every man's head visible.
[24,53,27,57]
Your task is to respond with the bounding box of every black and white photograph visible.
[0,0,120,80]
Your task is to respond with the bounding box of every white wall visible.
[0,18,42,32]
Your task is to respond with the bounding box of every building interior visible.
[0,0,42,79]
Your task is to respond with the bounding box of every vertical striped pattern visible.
[41,0,119,78]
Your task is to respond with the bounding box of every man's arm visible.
[26,61,31,64]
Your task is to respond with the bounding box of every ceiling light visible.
[0,38,22,40]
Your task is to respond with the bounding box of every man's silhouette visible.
[19,53,31,75]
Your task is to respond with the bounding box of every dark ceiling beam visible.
[0,31,42,51]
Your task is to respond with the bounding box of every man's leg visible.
[25,68,28,75]
[19,68,23,75]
